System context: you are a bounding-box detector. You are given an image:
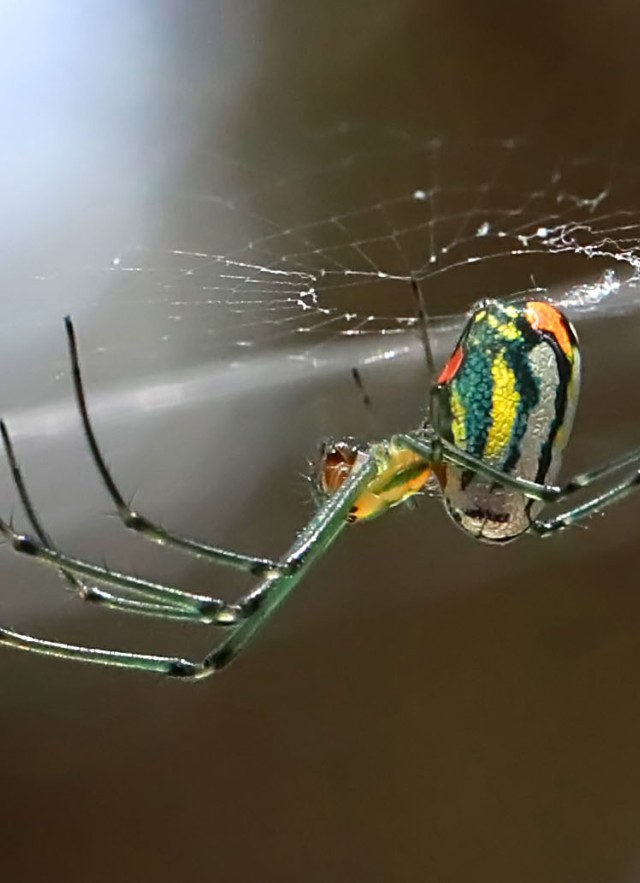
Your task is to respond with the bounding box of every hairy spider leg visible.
[1,420,208,623]
[0,451,379,678]
[64,316,278,577]
[532,470,640,536]
[0,313,309,627]
[400,432,640,525]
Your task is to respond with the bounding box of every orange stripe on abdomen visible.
[525,301,572,358]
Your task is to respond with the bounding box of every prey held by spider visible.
[0,293,639,681]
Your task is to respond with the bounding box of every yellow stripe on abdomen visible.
[485,351,520,459]
[450,387,467,449]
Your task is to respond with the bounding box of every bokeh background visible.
[2,2,640,881]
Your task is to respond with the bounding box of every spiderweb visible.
[57,123,640,373]
[6,123,640,624]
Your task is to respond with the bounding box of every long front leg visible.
[0,417,283,626]
[0,520,239,621]
[0,453,378,679]
[1,419,209,624]
[63,315,277,575]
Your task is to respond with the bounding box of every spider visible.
[0,289,639,681]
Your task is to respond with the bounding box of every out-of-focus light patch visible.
[0,1,166,345]
[135,381,185,413]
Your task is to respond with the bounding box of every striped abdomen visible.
[434,299,581,543]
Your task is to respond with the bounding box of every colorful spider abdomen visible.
[433,299,581,542]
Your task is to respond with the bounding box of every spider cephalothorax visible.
[315,437,433,522]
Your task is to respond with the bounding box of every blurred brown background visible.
[2,2,640,882]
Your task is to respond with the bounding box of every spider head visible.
[312,438,368,522]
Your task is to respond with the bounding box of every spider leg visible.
[399,433,559,501]
[0,627,197,676]
[1,407,311,627]
[532,470,640,537]
[64,315,276,575]
[0,420,214,624]
[401,433,640,504]
[552,443,640,496]
[0,451,378,679]
[0,520,241,619]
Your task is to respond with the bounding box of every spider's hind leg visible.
[532,468,640,537]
